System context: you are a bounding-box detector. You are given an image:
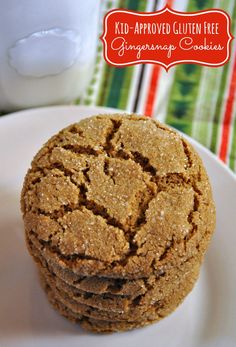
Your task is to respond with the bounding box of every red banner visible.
[101,6,234,70]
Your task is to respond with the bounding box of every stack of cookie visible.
[21,114,215,333]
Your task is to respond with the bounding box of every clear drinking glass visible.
[0,0,100,111]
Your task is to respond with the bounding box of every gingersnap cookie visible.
[39,258,200,321]
[33,237,202,315]
[27,215,208,298]
[41,261,200,332]
[21,114,215,279]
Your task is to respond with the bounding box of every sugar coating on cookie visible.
[21,114,216,278]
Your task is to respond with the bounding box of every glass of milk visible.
[0,0,100,111]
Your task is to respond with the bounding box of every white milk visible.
[0,0,100,111]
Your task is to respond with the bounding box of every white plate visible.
[0,105,235,347]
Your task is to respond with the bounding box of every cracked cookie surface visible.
[21,114,215,278]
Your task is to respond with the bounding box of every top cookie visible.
[21,114,215,278]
